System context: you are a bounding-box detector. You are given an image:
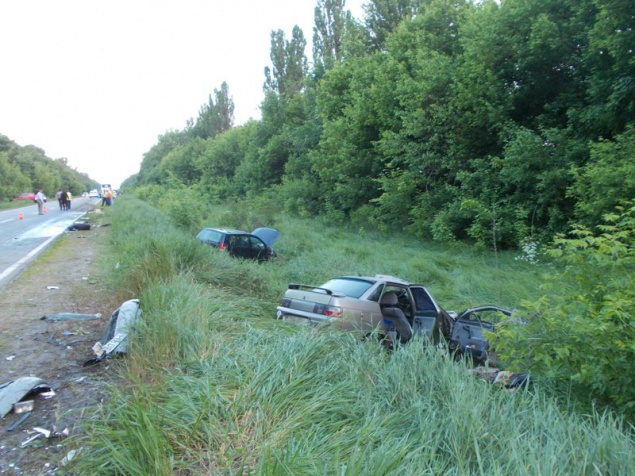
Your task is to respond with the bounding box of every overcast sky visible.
[1,0,364,188]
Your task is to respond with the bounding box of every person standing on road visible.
[56,190,63,210]
[66,191,72,210]
[60,190,69,211]
[35,189,46,215]
[101,189,112,206]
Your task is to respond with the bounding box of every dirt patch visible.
[0,206,120,475]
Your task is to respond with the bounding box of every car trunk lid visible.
[251,227,280,247]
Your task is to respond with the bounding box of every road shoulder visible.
[0,208,120,474]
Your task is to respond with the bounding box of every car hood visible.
[251,227,280,247]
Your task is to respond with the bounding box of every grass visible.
[69,197,635,475]
[0,200,34,211]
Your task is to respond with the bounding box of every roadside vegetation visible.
[0,134,98,203]
[70,197,635,475]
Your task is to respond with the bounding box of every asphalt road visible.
[0,197,97,288]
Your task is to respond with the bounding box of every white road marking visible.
[0,234,59,284]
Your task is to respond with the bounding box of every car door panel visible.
[409,286,440,340]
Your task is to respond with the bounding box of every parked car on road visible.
[196,227,280,261]
[276,274,513,360]
[12,192,36,201]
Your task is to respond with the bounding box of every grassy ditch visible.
[71,198,635,475]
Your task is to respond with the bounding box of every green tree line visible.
[126,0,635,249]
[0,134,99,201]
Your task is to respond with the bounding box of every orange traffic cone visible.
[43,205,47,213]
[18,211,24,220]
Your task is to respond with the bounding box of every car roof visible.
[202,227,248,234]
[334,274,413,286]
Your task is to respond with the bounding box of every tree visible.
[137,130,189,186]
[0,151,30,200]
[571,0,635,138]
[571,126,635,226]
[190,82,235,140]
[264,26,308,96]
[363,0,420,50]
[313,0,350,75]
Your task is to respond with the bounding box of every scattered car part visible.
[6,411,31,431]
[13,400,34,414]
[67,223,91,231]
[41,312,102,322]
[0,377,52,418]
[85,299,141,365]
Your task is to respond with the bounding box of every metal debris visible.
[6,411,31,432]
[41,312,102,322]
[0,377,52,418]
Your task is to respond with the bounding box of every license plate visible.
[284,315,311,325]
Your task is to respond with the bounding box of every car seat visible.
[380,291,413,343]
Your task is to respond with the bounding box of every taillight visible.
[219,242,226,251]
[316,304,342,318]
[280,298,291,307]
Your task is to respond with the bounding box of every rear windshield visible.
[197,229,223,244]
[319,278,375,299]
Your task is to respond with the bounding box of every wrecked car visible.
[449,306,514,364]
[275,274,513,359]
[197,227,280,261]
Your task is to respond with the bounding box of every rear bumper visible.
[275,306,334,325]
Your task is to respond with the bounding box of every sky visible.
[1,0,365,189]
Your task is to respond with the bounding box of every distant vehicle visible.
[196,227,280,261]
[88,189,100,198]
[12,192,36,201]
[100,184,112,197]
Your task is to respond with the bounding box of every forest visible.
[0,134,99,201]
[125,0,635,250]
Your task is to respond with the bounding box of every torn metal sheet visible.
[41,312,102,322]
[89,299,141,363]
[0,377,52,418]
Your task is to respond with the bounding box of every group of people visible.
[55,190,73,211]
[34,188,115,215]
[101,189,113,206]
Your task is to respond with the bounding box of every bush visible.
[495,201,635,417]
[157,187,205,232]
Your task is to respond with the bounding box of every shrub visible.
[495,202,635,417]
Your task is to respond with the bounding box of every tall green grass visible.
[71,198,635,475]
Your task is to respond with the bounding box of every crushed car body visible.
[276,275,454,345]
[276,274,513,359]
